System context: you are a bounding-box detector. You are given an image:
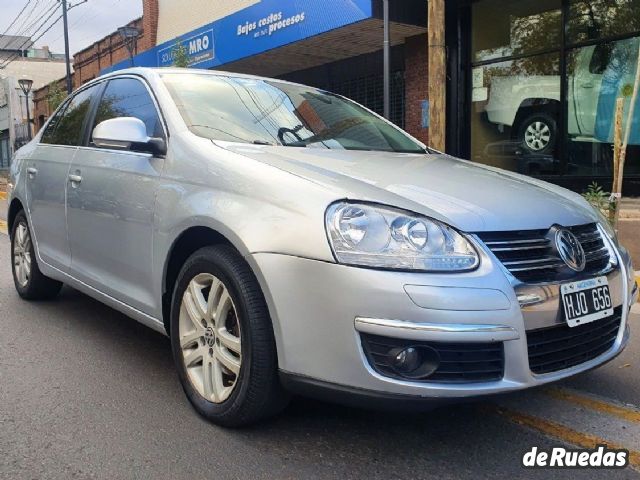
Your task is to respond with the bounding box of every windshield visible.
[161,73,425,153]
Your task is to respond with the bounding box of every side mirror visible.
[92,117,166,156]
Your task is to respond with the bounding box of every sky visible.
[0,0,143,56]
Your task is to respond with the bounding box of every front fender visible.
[151,135,340,318]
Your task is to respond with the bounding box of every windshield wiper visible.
[281,117,367,148]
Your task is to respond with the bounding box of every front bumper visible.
[249,239,635,402]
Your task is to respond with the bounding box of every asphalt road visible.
[1,233,640,479]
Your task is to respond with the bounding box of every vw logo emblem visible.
[555,229,586,272]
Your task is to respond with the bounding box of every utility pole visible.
[61,0,73,94]
[428,0,446,151]
[383,0,390,120]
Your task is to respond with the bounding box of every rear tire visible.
[10,211,63,300]
[170,245,288,427]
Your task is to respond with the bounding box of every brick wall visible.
[33,0,159,132]
[142,0,159,49]
[73,17,144,87]
[33,76,69,131]
[404,34,429,145]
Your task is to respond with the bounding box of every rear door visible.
[66,76,166,315]
[26,84,101,271]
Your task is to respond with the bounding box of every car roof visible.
[90,67,308,89]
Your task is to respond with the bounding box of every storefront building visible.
[101,0,429,142]
[449,0,640,193]
[34,0,640,194]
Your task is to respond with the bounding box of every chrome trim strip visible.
[491,244,549,252]
[517,293,543,307]
[576,232,601,242]
[508,262,566,272]
[354,317,520,342]
[503,256,561,266]
[484,239,549,246]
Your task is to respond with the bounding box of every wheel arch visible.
[7,197,25,239]
[161,225,236,334]
[512,98,560,136]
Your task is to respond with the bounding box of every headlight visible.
[325,202,479,272]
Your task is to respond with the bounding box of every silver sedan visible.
[7,68,637,426]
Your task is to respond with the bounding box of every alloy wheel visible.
[524,121,552,151]
[178,273,242,403]
[13,222,32,288]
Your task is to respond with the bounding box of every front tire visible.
[170,245,288,427]
[10,211,63,300]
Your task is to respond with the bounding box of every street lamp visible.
[18,78,34,141]
[118,26,140,67]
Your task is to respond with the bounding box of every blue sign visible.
[421,100,429,129]
[103,0,373,74]
[158,29,214,67]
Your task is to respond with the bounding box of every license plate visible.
[560,276,612,328]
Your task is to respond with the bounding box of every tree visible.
[46,82,66,112]
[171,41,189,68]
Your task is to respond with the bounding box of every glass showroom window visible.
[565,0,640,178]
[567,0,640,44]
[566,38,640,177]
[470,0,562,174]
[468,0,640,183]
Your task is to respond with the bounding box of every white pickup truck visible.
[484,44,613,154]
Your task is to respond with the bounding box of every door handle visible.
[68,174,82,184]
[27,167,37,177]
[580,82,595,89]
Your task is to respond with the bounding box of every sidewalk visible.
[619,198,640,220]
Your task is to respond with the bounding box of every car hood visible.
[216,142,598,232]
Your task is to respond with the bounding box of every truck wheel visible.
[170,245,289,427]
[517,112,557,154]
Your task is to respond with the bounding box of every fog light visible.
[389,347,421,373]
[388,346,441,379]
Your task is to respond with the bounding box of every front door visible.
[66,77,166,315]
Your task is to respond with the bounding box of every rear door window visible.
[41,84,101,146]
[40,100,69,144]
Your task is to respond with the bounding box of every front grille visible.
[526,307,622,375]
[361,334,504,383]
[476,223,611,283]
